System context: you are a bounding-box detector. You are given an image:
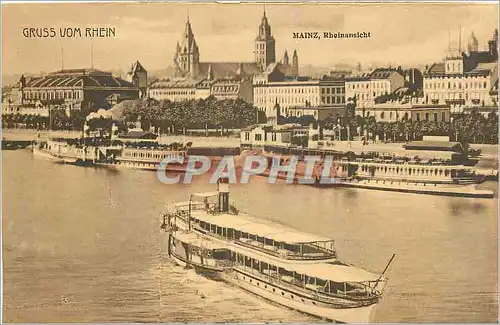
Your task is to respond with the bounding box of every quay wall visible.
[2,129,497,160]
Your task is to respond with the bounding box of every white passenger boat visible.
[161,181,394,323]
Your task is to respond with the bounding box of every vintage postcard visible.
[1,1,498,323]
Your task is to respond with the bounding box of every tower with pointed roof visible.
[173,14,200,78]
[254,8,276,70]
[282,50,289,65]
[126,60,148,98]
[468,31,478,52]
[291,49,299,77]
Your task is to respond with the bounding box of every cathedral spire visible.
[291,49,299,77]
[255,8,276,69]
[283,50,289,65]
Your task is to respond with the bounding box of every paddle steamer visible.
[161,180,394,323]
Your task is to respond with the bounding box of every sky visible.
[2,2,499,76]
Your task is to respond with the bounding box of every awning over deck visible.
[173,231,226,250]
[233,242,381,283]
[190,211,333,244]
[293,263,381,283]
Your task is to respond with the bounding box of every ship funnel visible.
[218,177,230,212]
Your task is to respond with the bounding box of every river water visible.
[2,150,498,322]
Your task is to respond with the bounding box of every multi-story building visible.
[253,69,345,121]
[2,86,22,114]
[210,75,253,103]
[148,78,212,101]
[346,68,413,109]
[345,74,371,109]
[17,67,141,116]
[361,102,451,123]
[423,29,498,113]
[370,68,406,99]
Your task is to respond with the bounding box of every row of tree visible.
[320,110,498,144]
[1,109,88,131]
[121,96,266,136]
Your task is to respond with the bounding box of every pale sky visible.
[2,2,498,76]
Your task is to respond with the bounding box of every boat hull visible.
[339,179,494,198]
[220,268,376,323]
[32,148,63,162]
[167,231,379,324]
[169,251,224,280]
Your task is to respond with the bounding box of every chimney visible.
[218,177,230,212]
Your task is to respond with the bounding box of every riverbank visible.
[1,129,241,148]
[2,128,498,164]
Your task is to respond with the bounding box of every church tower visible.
[254,8,276,70]
[468,31,478,52]
[173,14,200,78]
[126,60,148,98]
[282,50,289,65]
[291,49,299,77]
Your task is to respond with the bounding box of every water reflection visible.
[2,150,498,323]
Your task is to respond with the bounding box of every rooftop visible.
[149,78,213,89]
[24,69,136,88]
[404,141,463,152]
[189,210,332,244]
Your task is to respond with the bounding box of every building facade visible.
[345,68,406,109]
[148,78,212,101]
[253,69,345,120]
[2,86,22,114]
[17,68,141,116]
[423,29,498,113]
[125,60,148,98]
[359,102,451,123]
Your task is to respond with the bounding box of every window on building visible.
[441,112,446,121]
[245,132,250,141]
[425,113,429,121]
[434,113,438,122]
[416,113,421,121]
[255,134,262,141]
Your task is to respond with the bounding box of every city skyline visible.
[2,2,499,77]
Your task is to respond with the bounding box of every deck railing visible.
[234,265,379,306]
